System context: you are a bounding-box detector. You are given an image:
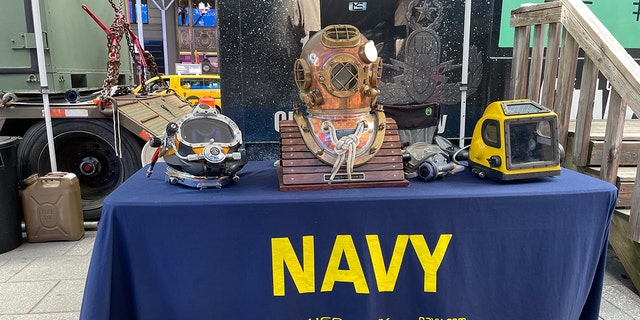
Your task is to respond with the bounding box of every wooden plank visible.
[278,119,399,131]
[586,166,636,181]
[541,23,561,108]
[280,138,306,145]
[280,162,404,174]
[509,25,531,99]
[630,156,640,242]
[280,128,399,139]
[280,151,317,160]
[600,90,626,185]
[278,174,409,191]
[569,119,640,140]
[619,182,634,208]
[614,167,638,182]
[281,155,404,167]
[139,114,160,123]
[114,94,192,137]
[279,131,303,139]
[278,126,298,133]
[281,170,406,185]
[527,24,546,102]
[609,209,640,291]
[588,141,640,166]
[510,1,562,27]
[281,148,403,161]
[281,134,400,146]
[561,0,640,117]
[555,28,579,147]
[572,56,598,167]
[281,141,403,153]
[280,144,315,152]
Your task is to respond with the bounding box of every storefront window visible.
[177,1,216,27]
[128,0,149,24]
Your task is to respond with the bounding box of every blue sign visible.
[128,2,148,24]
[179,8,217,27]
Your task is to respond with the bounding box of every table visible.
[81,161,617,320]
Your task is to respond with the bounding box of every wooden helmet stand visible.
[277,105,408,191]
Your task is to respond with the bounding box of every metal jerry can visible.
[21,172,84,242]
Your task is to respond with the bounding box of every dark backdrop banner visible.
[217,0,494,158]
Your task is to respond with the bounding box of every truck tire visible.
[17,119,143,220]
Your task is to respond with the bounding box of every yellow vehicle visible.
[468,99,563,180]
[135,74,222,108]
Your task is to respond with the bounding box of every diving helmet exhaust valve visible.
[149,136,162,148]
[166,122,178,136]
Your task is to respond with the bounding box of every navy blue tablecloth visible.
[81,161,617,320]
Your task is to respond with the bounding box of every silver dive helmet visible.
[150,103,248,189]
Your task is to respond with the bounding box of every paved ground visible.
[0,229,638,320]
[0,230,95,320]
[600,246,640,319]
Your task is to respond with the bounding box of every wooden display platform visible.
[277,119,409,191]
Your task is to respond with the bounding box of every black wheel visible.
[17,119,142,220]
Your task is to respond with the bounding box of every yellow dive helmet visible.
[468,100,563,180]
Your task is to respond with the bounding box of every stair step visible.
[586,166,636,182]
[609,208,640,294]
[585,166,636,208]
[616,208,631,217]
[568,119,640,208]
[588,141,640,166]
[569,119,640,141]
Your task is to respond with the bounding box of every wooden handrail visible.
[509,0,640,242]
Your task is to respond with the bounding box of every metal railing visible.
[508,0,640,242]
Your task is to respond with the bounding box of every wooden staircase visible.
[508,0,640,291]
[567,120,640,290]
[568,120,640,208]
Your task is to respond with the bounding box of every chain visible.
[101,0,166,98]
[108,0,121,12]
[144,51,162,80]
[100,0,127,99]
